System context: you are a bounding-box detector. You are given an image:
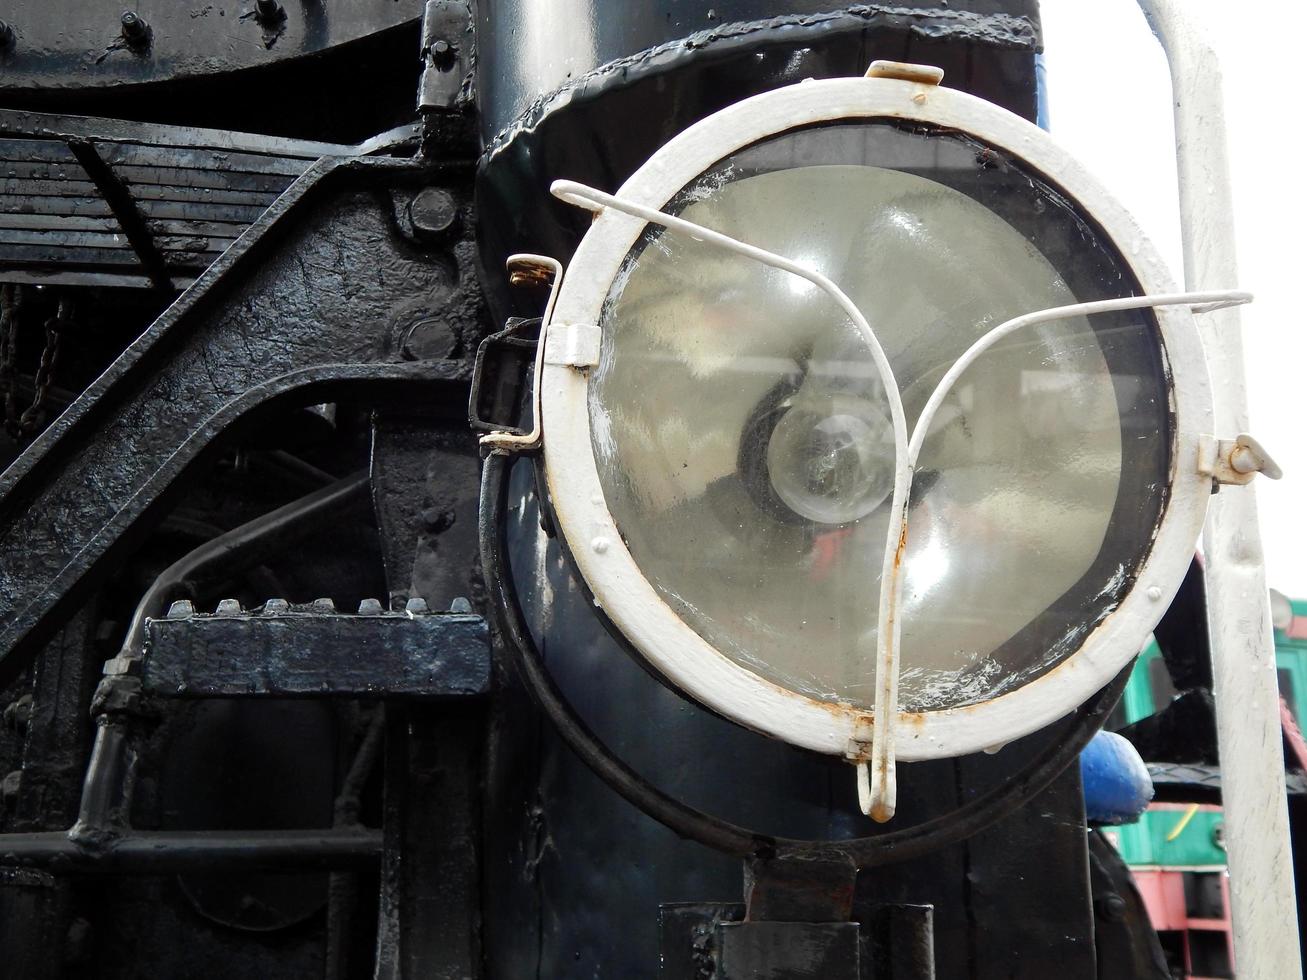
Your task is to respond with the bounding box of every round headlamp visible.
[498,70,1225,818]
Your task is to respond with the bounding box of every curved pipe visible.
[118,471,370,660]
[479,448,1128,866]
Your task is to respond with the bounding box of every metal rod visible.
[479,449,1130,865]
[65,138,175,293]
[69,718,136,840]
[548,180,1248,826]
[0,828,382,873]
[0,473,383,879]
[119,470,371,660]
[1136,3,1302,977]
[550,178,911,822]
[326,708,387,980]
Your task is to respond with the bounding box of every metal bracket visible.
[1197,433,1283,485]
[864,60,945,85]
[418,0,473,112]
[479,254,564,454]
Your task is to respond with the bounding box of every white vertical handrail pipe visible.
[1136,2,1302,976]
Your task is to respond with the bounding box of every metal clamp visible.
[478,254,564,454]
[1197,433,1283,485]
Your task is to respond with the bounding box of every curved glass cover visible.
[588,122,1170,712]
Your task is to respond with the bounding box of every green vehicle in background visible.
[1105,597,1307,978]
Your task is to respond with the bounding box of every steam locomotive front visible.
[0,1,1289,978]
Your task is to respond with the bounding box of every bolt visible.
[401,317,456,361]
[1094,893,1127,923]
[429,37,457,70]
[255,0,286,24]
[407,187,459,242]
[120,11,151,48]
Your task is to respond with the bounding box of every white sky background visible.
[1040,0,1307,596]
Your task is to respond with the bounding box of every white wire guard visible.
[550,177,1250,823]
[552,179,911,821]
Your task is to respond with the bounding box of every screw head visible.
[429,37,457,70]
[120,10,150,46]
[1094,893,1127,923]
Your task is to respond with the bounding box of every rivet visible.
[120,11,151,49]
[1147,586,1163,601]
[591,536,610,554]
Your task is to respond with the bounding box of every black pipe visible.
[326,708,387,980]
[75,471,373,835]
[479,449,1129,866]
[119,470,370,659]
[70,718,136,841]
[0,828,382,874]
[0,472,382,876]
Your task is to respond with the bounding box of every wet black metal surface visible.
[717,921,862,978]
[484,452,1108,978]
[869,904,936,980]
[1086,830,1170,980]
[660,903,746,979]
[477,0,1040,142]
[474,1,1043,322]
[0,1,424,95]
[374,703,483,980]
[142,601,490,698]
[0,156,480,687]
[0,109,357,290]
[0,827,383,873]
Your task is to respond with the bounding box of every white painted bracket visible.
[1197,433,1284,485]
[544,322,601,369]
[479,253,564,454]
[864,60,944,85]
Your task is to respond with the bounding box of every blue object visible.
[1079,730,1154,825]
[1035,52,1051,132]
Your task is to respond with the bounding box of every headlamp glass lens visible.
[588,122,1170,711]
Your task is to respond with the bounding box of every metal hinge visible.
[544,322,600,369]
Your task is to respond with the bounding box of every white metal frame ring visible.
[536,75,1216,769]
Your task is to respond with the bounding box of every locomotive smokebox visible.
[474,0,1043,323]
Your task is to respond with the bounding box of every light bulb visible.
[765,388,896,525]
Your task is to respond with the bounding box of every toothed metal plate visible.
[141,603,489,698]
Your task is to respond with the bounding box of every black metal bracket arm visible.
[0,154,477,687]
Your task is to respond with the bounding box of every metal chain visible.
[17,299,71,437]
